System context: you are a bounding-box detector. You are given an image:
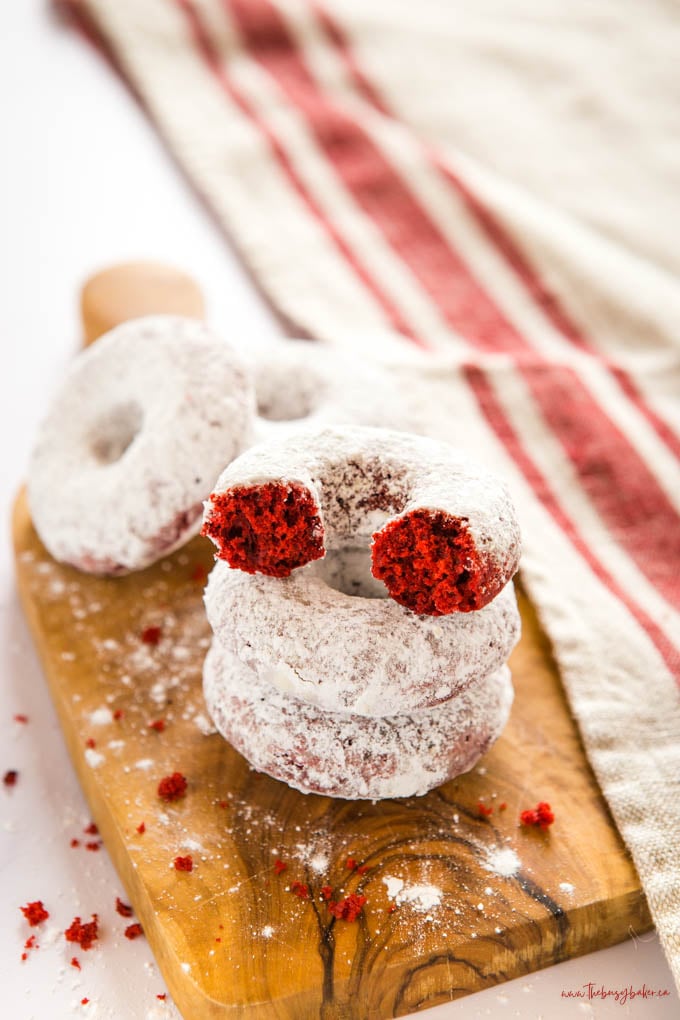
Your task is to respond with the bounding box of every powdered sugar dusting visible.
[27,316,254,573]
[204,642,514,800]
[383,876,404,900]
[84,748,105,768]
[308,853,329,875]
[483,847,521,878]
[89,707,113,726]
[206,556,520,718]
[382,876,442,912]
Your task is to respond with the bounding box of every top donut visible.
[202,425,520,615]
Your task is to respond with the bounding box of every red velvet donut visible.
[203,426,520,615]
[203,640,514,800]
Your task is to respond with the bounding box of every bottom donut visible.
[203,641,514,800]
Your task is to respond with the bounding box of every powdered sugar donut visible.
[203,426,520,614]
[205,555,520,716]
[28,316,254,574]
[252,340,429,440]
[203,640,514,800]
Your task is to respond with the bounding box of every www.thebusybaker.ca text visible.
[561,982,670,1006]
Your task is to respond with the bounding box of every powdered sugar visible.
[27,316,254,574]
[483,846,521,878]
[203,641,514,800]
[208,425,520,598]
[89,707,113,726]
[84,748,105,769]
[205,558,520,717]
[382,877,442,912]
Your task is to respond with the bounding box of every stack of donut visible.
[26,312,521,801]
[202,425,522,800]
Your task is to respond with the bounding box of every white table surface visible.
[1,3,677,1018]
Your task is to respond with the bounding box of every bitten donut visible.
[203,426,521,614]
[28,316,254,574]
[203,640,514,800]
[205,555,520,716]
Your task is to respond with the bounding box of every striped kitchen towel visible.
[57,0,680,991]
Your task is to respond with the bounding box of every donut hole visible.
[314,547,389,600]
[89,401,144,465]
[254,363,319,422]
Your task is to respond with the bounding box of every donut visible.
[251,340,428,441]
[202,426,521,615]
[28,316,254,574]
[203,640,514,800]
[204,555,520,716]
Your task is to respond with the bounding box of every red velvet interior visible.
[371,508,500,615]
[202,482,324,577]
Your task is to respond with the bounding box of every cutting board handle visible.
[80,261,205,346]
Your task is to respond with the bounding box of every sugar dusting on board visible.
[17,510,587,1015]
[382,876,443,912]
[482,846,521,878]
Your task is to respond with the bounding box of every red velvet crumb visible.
[65,915,99,951]
[157,994,166,1001]
[71,957,81,970]
[136,822,146,835]
[21,901,49,926]
[148,719,166,733]
[520,802,555,830]
[14,714,29,724]
[328,894,366,922]
[115,898,133,918]
[320,885,333,901]
[174,855,193,872]
[372,509,502,614]
[141,626,162,645]
[124,923,143,940]
[290,880,309,900]
[202,482,324,578]
[158,773,187,802]
[273,859,287,875]
[4,769,18,787]
[478,801,493,817]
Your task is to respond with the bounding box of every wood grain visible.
[13,491,651,1019]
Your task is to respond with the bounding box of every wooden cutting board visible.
[13,490,651,1019]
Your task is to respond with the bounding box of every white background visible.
[0,2,677,1017]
